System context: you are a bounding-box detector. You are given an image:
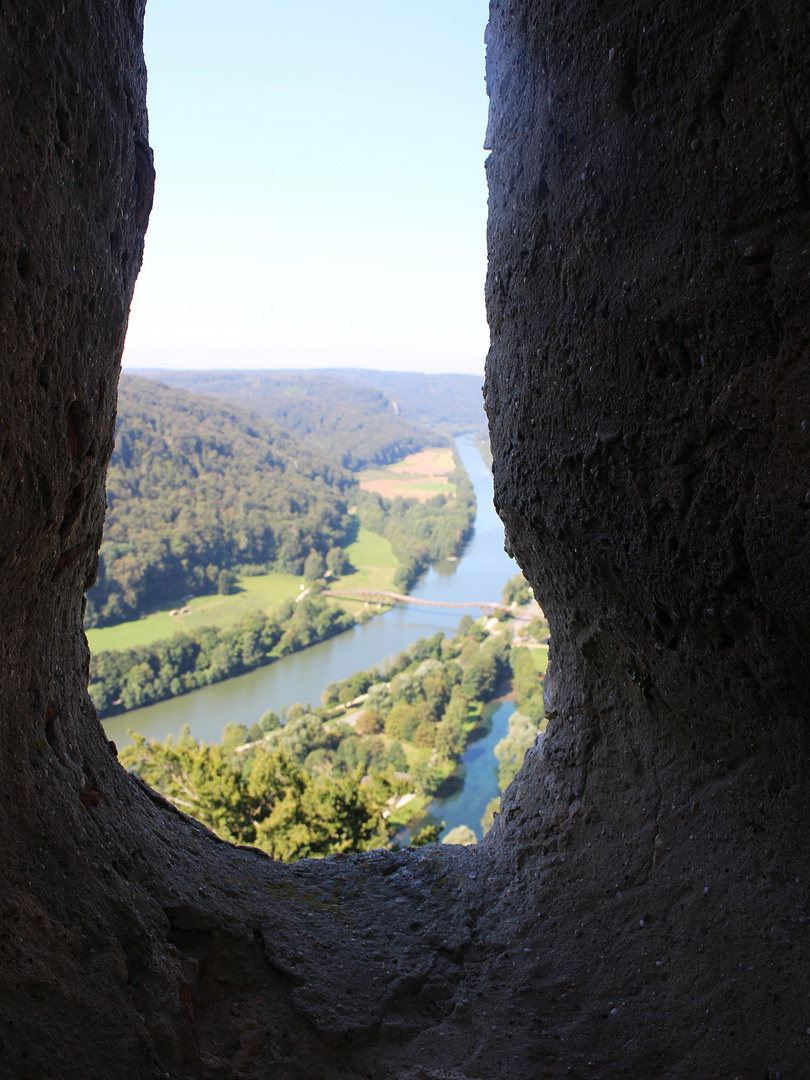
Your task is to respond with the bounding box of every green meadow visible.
[326,527,400,613]
[531,644,549,675]
[86,525,399,654]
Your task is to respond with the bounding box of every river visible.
[428,698,515,840]
[103,435,519,836]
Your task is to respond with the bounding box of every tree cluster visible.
[122,621,515,860]
[481,645,546,833]
[317,627,511,794]
[121,733,403,861]
[501,572,534,607]
[509,646,545,724]
[86,376,353,627]
[89,595,354,716]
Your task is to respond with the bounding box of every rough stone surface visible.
[1,1,809,1078]
[484,0,810,1074]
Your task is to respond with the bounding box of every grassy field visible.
[324,528,400,614]
[85,571,304,653]
[531,644,549,676]
[86,525,399,654]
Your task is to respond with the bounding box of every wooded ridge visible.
[86,376,353,626]
[131,369,440,470]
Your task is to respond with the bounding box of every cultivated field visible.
[358,447,456,503]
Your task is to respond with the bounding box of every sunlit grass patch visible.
[327,527,400,608]
[86,529,402,654]
[531,645,549,676]
[87,571,304,652]
[342,527,398,569]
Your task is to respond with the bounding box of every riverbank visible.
[119,610,548,852]
[90,592,359,718]
[85,526,400,655]
[102,437,520,748]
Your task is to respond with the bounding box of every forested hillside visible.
[132,370,435,470]
[86,377,352,627]
[328,369,485,432]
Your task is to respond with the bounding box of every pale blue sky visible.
[124,1,491,375]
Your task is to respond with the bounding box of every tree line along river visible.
[103,436,520,839]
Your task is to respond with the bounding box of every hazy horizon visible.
[127,364,484,379]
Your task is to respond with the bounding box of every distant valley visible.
[130,367,486,468]
[131,368,487,452]
[87,370,482,716]
[86,373,541,861]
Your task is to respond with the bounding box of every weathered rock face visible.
[483,0,810,1072]
[1,1,809,1078]
[0,1,159,1073]
[485,0,810,759]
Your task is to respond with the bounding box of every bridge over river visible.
[323,588,529,619]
